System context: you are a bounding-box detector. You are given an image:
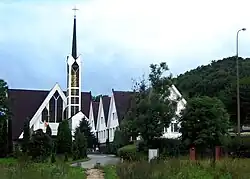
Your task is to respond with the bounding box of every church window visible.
[70,106,79,117]
[63,107,68,120]
[112,113,115,120]
[71,89,79,95]
[71,64,79,87]
[41,108,48,122]
[49,98,55,122]
[56,97,63,122]
[71,97,79,104]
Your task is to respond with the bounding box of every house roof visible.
[80,92,92,118]
[92,101,99,128]
[113,91,134,124]
[8,88,92,140]
[102,95,111,125]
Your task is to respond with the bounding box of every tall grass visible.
[116,158,250,179]
[0,157,86,179]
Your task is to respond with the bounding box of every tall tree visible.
[22,118,30,153]
[56,120,72,154]
[179,96,230,150]
[122,62,177,146]
[73,129,87,159]
[0,79,9,157]
[75,117,97,148]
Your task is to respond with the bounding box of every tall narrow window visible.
[42,108,48,122]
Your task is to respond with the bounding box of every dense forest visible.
[174,56,250,126]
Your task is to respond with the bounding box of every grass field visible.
[105,158,250,179]
[0,157,86,179]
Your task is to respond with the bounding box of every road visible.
[71,154,120,169]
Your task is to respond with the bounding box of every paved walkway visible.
[86,169,104,179]
[71,154,120,169]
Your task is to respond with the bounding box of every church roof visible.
[8,89,48,140]
[113,91,134,124]
[92,101,99,128]
[8,89,91,140]
[102,96,111,125]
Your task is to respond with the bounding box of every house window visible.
[171,123,179,133]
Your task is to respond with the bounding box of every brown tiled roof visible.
[102,96,111,125]
[9,89,92,140]
[81,92,92,118]
[113,91,134,124]
[92,101,99,128]
[8,89,48,140]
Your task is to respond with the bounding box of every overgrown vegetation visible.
[0,158,86,179]
[116,158,250,179]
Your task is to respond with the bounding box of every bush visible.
[118,144,146,161]
[228,136,250,158]
[137,138,188,158]
[28,129,52,162]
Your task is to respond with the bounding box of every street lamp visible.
[236,28,246,136]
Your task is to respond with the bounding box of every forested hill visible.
[174,56,250,125]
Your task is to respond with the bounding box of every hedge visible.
[117,144,146,161]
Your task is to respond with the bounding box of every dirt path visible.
[86,169,104,179]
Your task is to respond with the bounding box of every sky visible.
[0,0,250,95]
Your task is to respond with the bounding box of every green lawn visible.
[103,165,118,179]
[0,157,87,179]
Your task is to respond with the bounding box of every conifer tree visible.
[56,120,72,154]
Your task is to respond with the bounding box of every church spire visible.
[72,7,78,60]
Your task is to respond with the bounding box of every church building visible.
[7,12,186,145]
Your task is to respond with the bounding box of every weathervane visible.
[72,6,79,16]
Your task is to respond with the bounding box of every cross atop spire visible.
[71,6,79,60]
[72,6,79,17]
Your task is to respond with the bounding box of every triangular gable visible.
[19,83,67,139]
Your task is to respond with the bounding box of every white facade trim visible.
[19,83,67,139]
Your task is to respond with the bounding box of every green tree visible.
[22,118,30,153]
[56,120,72,154]
[46,125,52,137]
[0,79,9,157]
[174,56,250,126]
[74,129,87,159]
[75,117,97,148]
[179,96,230,150]
[112,129,129,154]
[29,129,52,162]
[122,62,177,146]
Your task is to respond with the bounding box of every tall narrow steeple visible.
[65,6,82,120]
[72,15,77,59]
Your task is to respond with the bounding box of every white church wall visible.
[107,94,119,142]
[70,111,87,136]
[96,98,108,144]
[88,102,96,134]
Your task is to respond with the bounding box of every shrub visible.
[28,129,52,162]
[137,138,188,158]
[118,144,146,161]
